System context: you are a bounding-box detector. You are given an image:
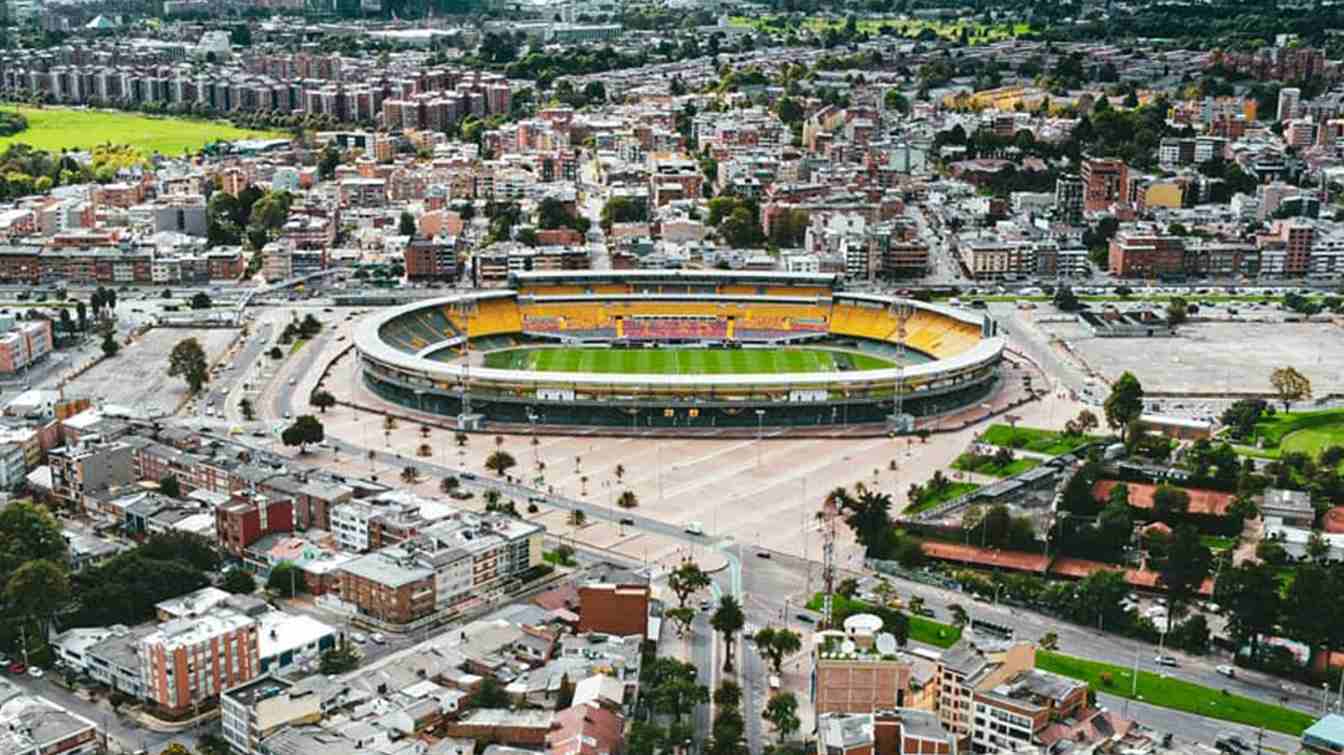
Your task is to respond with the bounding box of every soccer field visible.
[483,347,897,375]
[0,106,281,155]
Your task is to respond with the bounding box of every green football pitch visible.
[483,347,898,375]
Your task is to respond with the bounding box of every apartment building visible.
[221,676,326,755]
[215,493,295,559]
[971,669,1088,753]
[337,512,543,626]
[49,438,137,510]
[140,610,260,714]
[1080,158,1129,212]
[1053,174,1084,224]
[0,317,53,374]
[404,238,461,281]
[936,639,1036,746]
[816,709,958,755]
[1107,227,1186,277]
[577,574,650,638]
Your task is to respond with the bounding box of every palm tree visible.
[417,443,431,457]
[614,463,625,483]
[400,466,418,484]
[495,434,505,449]
[455,432,469,447]
[711,595,746,672]
[568,509,586,527]
[617,489,638,509]
[440,476,459,494]
[420,424,431,439]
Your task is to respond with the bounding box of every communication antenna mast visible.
[821,496,839,628]
[890,301,915,433]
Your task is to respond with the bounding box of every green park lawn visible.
[1036,652,1314,735]
[804,592,963,648]
[0,106,281,155]
[1231,408,1344,463]
[483,346,894,375]
[1200,534,1239,552]
[951,452,1041,478]
[981,424,1097,455]
[904,482,980,515]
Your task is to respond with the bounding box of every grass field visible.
[904,482,981,515]
[1232,408,1344,464]
[951,452,1042,478]
[0,106,281,155]
[805,593,964,648]
[483,347,895,375]
[981,424,1098,455]
[1037,652,1314,735]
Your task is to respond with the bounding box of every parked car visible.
[619,517,635,526]
[352,632,368,644]
[371,633,387,645]
[7,663,25,674]
[1216,664,1236,678]
[26,667,43,679]
[1154,655,1179,667]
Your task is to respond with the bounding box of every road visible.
[213,310,1314,749]
[2,671,194,754]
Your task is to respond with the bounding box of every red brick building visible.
[1108,228,1186,277]
[1081,158,1129,212]
[404,238,460,281]
[215,493,294,559]
[577,581,649,638]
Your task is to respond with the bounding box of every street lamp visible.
[755,409,765,467]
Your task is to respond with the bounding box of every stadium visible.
[353,271,1007,431]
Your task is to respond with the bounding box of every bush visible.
[1099,671,1114,687]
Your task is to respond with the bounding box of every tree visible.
[1214,562,1281,661]
[267,561,306,597]
[668,560,711,608]
[1159,525,1211,632]
[6,559,70,639]
[401,466,419,484]
[239,398,255,421]
[568,509,586,527]
[948,603,968,627]
[754,627,802,673]
[190,292,212,310]
[1166,297,1188,325]
[643,657,708,722]
[617,489,639,508]
[319,645,360,674]
[1282,563,1341,669]
[762,692,800,743]
[1152,484,1190,520]
[667,606,696,637]
[168,337,210,393]
[268,346,283,360]
[1270,366,1312,411]
[158,474,182,498]
[474,677,512,707]
[101,330,119,358]
[1104,372,1144,440]
[398,210,417,237]
[711,594,745,672]
[160,745,192,755]
[220,569,256,594]
[310,390,336,413]
[1053,285,1081,311]
[281,415,324,453]
[485,450,517,476]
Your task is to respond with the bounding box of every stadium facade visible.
[352,270,1006,432]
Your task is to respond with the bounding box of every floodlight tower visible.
[890,301,915,433]
[820,496,839,628]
